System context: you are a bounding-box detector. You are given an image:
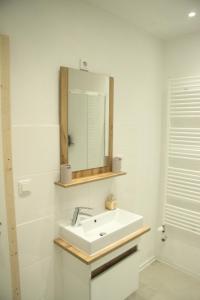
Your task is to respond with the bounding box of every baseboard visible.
[139,256,156,272]
[139,255,200,280]
[157,257,200,281]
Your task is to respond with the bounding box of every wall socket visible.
[79,59,88,71]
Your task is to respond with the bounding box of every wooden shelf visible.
[54,225,150,264]
[55,171,126,188]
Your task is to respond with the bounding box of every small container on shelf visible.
[105,194,117,210]
[112,156,122,173]
[60,164,72,184]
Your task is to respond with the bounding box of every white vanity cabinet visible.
[61,239,140,300]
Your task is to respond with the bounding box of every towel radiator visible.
[164,76,200,235]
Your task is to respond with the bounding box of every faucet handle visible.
[78,207,93,217]
[71,207,93,226]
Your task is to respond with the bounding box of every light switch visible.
[18,179,32,195]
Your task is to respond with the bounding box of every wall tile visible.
[15,171,59,225]
[12,125,59,177]
[55,184,90,220]
[20,256,54,300]
[11,69,59,126]
[17,216,55,268]
[88,179,114,215]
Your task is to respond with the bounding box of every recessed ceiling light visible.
[188,11,196,18]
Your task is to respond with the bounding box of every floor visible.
[127,261,200,300]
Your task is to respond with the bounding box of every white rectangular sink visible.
[59,208,143,255]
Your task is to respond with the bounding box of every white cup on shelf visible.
[112,156,122,173]
[60,164,72,184]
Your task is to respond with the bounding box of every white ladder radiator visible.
[164,76,200,235]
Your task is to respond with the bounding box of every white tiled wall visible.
[20,256,55,300]
[12,125,59,176]
[0,0,163,299]
[15,172,58,224]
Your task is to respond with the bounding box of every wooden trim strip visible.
[72,166,111,179]
[54,224,150,264]
[108,77,114,168]
[55,171,126,188]
[0,34,21,299]
[59,66,68,165]
[91,245,137,279]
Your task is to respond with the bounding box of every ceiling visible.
[85,0,200,40]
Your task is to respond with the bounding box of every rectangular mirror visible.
[59,66,113,178]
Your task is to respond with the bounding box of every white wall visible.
[165,32,200,78]
[158,32,200,279]
[0,0,163,299]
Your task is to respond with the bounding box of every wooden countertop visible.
[54,224,150,264]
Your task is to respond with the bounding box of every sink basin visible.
[59,208,143,255]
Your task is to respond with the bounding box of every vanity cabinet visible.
[91,248,139,300]
[61,239,140,300]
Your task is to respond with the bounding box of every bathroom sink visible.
[59,208,143,255]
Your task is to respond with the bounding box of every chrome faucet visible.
[71,207,93,226]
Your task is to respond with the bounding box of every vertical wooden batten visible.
[108,77,114,168]
[59,66,68,165]
[0,34,21,300]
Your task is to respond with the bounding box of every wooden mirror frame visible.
[59,66,114,179]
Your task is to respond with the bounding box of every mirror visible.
[59,67,113,177]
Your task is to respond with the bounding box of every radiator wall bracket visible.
[158,225,168,242]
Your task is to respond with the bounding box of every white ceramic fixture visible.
[59,208,143,254]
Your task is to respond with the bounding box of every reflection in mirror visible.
[67,68,110,172]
